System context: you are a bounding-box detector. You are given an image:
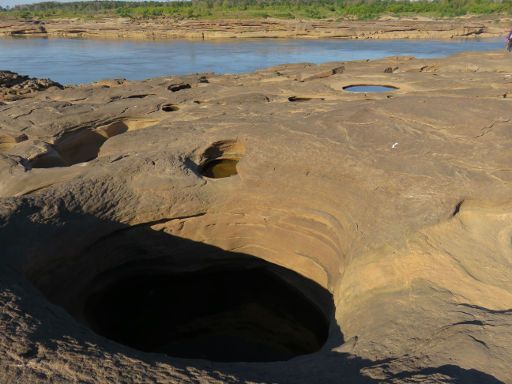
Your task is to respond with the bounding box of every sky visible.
[1,0,169,6]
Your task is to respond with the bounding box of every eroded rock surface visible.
[0,70,63,101]
[1,51,512,383]
[0,16,507,40]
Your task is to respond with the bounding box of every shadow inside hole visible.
[30,118,159,168]
[168,83,191,92]
[343,85,398,93]
[25,220,333,363]
[83,262,330,362]
[200,158,239,179]
[288,96,312,102]
[30,128,114,169]
[197,139,245,179]
[161,104,179,112]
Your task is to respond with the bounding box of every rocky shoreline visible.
[0,16,509,40]
[1,51,512,383]
[0,70,63,102]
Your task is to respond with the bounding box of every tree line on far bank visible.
[1,0,512,20]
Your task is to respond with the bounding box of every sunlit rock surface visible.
[1,51,512,383]
[0,17,505,40]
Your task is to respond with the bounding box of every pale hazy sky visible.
[1,0,170,6]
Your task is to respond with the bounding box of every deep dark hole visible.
[201,158,239,179]
[168,83,191,92]
[161,104,179,112]
[30,153,65,168]
[83,266,329,362]
[288,96,312,102]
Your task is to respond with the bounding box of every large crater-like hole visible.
[83,263,329,362]
[27,223,332,362]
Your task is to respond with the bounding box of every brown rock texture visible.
[1,51,512,383]
[0,70,63,101]
[0,16,508,40]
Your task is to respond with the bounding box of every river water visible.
[0,37,503,84]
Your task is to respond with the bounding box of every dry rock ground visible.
[1,51,512,383]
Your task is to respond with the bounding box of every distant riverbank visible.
[0,17,509,41]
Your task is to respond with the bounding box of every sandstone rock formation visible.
[0,16,507,40]
[1,51,512,383]
[0,70,63,101]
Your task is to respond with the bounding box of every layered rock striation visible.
[0,16,506,40]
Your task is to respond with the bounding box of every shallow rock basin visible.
[201,159,239,178]
[343,85,398,93]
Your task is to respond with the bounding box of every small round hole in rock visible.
[161,104,179,112]
[83,265,329,362]
[343,85,398,93]
[201,158,239,179]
